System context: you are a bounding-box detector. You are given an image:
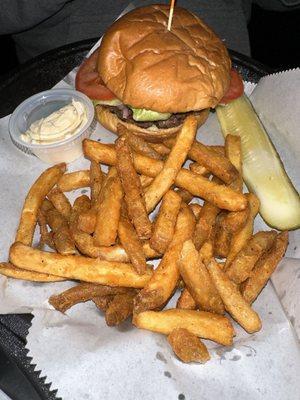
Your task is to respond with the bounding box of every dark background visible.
[0,4,299,82]
[248,5,300,69]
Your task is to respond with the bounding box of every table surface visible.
[0,38,271,400]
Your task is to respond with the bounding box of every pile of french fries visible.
[0,115,288,364]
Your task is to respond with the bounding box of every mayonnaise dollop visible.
[21,99,87,144]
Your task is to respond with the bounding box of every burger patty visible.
[105,105,199,129]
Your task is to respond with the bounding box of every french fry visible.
[117,124,163,160]
[0,262,65,282]
[208,259,262,333]
[37,210,55,250]
[176,169,247,211]
[53,227,76,255]
[176,288,197,310]
[210,145,225,155]
[179,240,224,314]
[133,309,234,346]
[44,206,65,233]
[77,209,97,234]
[46,209,76,255]
[93,295,114,312]
[145,116,197,212]
[193,201,219,250]
[225,193,260,268]
[69,195,91,229]
[134,204,195,313]
[94,174,123,246]
[241,231,288,304]
[198,241,213,265]
[16,163,66,246]
[140,175,153,188]
[218,262,226,270]
[175,188,194,204]
[168,328,210,363]
[83,140,248,211]
[150,190,182,254]
[57,170,90,192]
[96,166,117,205]
[105,291,136,326]
[189,203,202,220]
[40,198,54,213]
[189,162,210,177]
[213,212,231,258]
[47,188,72,220]
[221,207,250,234]
[164,138,238,184]
[81,141,139,178]
[72,228,127,261]
[90,160,104,207]
[226,231,277,284]
[148,142,170,157]
[72,195,91,213]
[9,242,153,288]
[118,214,147,274]
[49,283,132,313]
[116,136,151,239]
[142,241,161,259]
[72,226,158,261]
[15,196,61,282]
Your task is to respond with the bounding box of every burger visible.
[76,4,243,142]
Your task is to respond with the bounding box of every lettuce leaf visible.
[130,107,171,122]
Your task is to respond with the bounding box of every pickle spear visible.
[216,94,300,230]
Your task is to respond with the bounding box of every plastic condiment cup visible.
[9,88,95,164]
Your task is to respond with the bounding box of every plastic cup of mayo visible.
[9,89,95,164]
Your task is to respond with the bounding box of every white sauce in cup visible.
[21,99,87,144]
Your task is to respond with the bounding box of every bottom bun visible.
[96,105,209,143]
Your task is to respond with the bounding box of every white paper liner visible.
[0,4,299,398]
[25,281,300,400]
[272,257,300,335]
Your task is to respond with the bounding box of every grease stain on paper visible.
[116,320,134,332]
[156,340,164,348]
[156,351,167,364]
[230,355,241,361]
[215,344,257,362]
[243,345,257,357]
[215,345,234,363]
[164,371,172,378]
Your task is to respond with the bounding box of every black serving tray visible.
[0,38,271,400]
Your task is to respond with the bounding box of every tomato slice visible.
[75,49,117,101]
[220,69,244,104]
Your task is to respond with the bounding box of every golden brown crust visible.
[168,328,210,363]
[98,5,231,113]
[96,105,209,142]
[49,283,131,313]
[0,262,65,282]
